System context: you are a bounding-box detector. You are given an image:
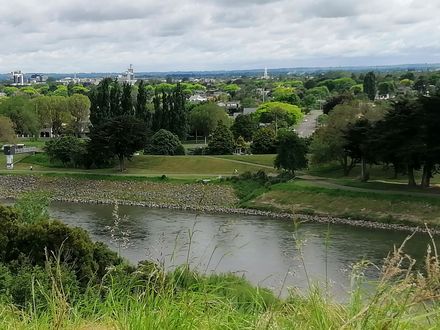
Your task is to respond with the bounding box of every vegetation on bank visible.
[0,196,439,329]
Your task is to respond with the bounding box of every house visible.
[243,107,257,115]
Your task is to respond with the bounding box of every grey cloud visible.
[0,0,439,72]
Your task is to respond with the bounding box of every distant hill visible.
[1,63,439,81]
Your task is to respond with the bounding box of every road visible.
[295,109,322,138]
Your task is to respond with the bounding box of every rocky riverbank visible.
[0,174,437,234]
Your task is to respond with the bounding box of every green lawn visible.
[12,153,276,177]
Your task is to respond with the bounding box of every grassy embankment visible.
[3,147,440,227]
[5,153,277,178]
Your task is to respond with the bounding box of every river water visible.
[47,201,432,299]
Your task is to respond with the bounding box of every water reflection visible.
[49,201,431,299]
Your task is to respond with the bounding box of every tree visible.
[88,116,147,171]
[44,136,86,167]
[368,97,422,185]
[274,129,308,175]
[250,127,277,154]
[0,96,39,136]
[0,116,16,143]
[189,103,229,142]
[343,119,374,182]
[363,71,377,101]
[207,121,235,155]
[223,84,240,98]
[121,83,134,116]
[272,86,301,105]
[231,114,258,141]
[377,81,395,96]
[149,129,185,155]
[255,102,303,126]
[68,94,91,136]
[136,80,151,128]
[89,78,112,126]
[309,101,387,175]
[322,93,353,115]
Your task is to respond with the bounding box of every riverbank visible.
[1,174,439,234]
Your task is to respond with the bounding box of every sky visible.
[0,0,439,73]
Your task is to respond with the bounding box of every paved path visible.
[205,156,275,170]
[295,110,323,138]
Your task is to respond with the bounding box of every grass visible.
[12,153,276,177]
[1,235,439,329]
[246,179,440,227]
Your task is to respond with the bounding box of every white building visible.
[11,71,25,85]
[118,64,137,85]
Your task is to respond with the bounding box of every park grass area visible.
[12,153,275,177]
[245,179,440,227]
[215,154,276,167]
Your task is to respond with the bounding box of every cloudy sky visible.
[1,0,439,73]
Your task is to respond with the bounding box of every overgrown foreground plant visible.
[0,202,439,329]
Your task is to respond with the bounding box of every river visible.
[46,201,432,300]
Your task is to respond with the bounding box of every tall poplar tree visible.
[363,71,377,101]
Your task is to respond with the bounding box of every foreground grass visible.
[1,248,439,330]
[246,179,440,227]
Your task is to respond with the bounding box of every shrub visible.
[207,121,235,155]
[44,136,87,167]
[149,129,185,155]
[250,127,277,154]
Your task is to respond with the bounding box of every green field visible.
[7,153,277,177]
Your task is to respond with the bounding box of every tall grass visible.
[0,230,439,329]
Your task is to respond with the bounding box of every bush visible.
[0,204,122,288]
[207,121,235,155]
[250,127,277,154]
[44,136,87,167]
[149,129,185,155]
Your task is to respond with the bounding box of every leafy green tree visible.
[274,129,308,175]
[3,87,18,96]
[44,136,86,167]
[88,116,147,171]
[310,101,387,175]
[343,119,374,182]
[136,80,151,128]
[121,83,134,116]
[207,121,235,155]
[52,85,68,97]
[377,81,395,96]
[89,78,112,126]
[250,127,277,154]
[68,94,91,136]
[368,96,422,185]
[0,96,39,136]
[0,116,16,143]
[223,84,240,98]
[255,102,303,126]
[190,103,229,142]
[149,129,185,155]
[231,114,258,141]
[363,72,377,101]
[272,86,300,105]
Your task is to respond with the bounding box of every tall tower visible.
[263,67,269,79]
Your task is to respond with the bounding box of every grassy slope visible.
[10,154,276,176]
[245,179,440,227]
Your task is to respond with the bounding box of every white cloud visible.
[0,0,439,72]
